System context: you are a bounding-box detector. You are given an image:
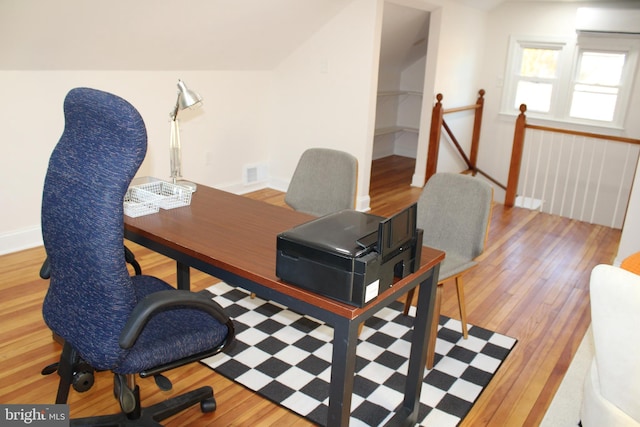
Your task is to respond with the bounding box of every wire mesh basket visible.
[124,187,162,217]
[133,181,193,209]
[123,180,193,217]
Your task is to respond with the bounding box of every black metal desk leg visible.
[402,264,440,424]
[327,318,360,426]
[176,261,191,290]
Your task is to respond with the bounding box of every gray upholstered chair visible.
[41,87,235,424]
[403,173,493,369]
[580,264,640,427]
[285,148,358,217]
[250,147,359,300]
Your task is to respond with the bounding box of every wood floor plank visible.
[0,155,621,426]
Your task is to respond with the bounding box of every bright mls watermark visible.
[1,405,69,426]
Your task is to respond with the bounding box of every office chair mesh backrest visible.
[285,148,358,217]
[41,88,229,374]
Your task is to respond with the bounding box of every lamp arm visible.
[169,118,182,182]
[170,96,180,121]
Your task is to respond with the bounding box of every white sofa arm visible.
[580,264,640,426]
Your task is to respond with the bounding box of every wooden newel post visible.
[505,104,527,207]
[469,89,485,174]
[426,93,444,184]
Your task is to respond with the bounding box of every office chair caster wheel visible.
[72,370,94,392]
[72,361,95,392]
[200,397,216,413]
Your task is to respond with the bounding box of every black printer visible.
[276,203,423,307]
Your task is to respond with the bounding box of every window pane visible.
[520,48,559,78]
[570,90,617,121]
[515,81,553,112]
[577,51,625,86]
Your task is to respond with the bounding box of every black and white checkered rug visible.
[202,282,516,427]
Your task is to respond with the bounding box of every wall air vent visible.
[576,7,640,35]
[243,163,268,185]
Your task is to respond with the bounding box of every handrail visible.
[426,90,486,182]
[425,89,504,189]
[526,123,640,145]
[505,104,640,208]
[443,104,482,114]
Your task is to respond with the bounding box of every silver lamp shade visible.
[176,79,203,113]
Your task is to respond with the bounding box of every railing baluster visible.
[508,106,640,228]
[549,133,565,215]
[569,136,585,221]
[611,143,633,228]
[580,139,595,222]
[532,131,544,211]
[590,140,608,224]
[541,133,554,213]
[520,130,532,207]
[559,135,575,218]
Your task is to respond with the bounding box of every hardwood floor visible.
[0,156,620,426]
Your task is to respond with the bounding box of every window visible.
[502,34,639,128]
[569,51,625,121]
[514,46,561,113]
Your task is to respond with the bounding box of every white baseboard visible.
[356,195,371,212]
[0,226,43,256]
[411,173,425,188]
[218,180,270,195]
[2,180,371,255]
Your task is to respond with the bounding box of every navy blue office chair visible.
[41,87,234,425]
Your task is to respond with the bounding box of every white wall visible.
[1,0,491,254]
[478,2,581,198]
[7,0,637,259]
[0,0,385,253]
[429,2,487,175]
[0,70,273,254]
[432,3,486,106]
[478,1,640,262]
[407,1,487,186]
[267,0,383,211]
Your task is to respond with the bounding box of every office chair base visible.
[69,385,216,426]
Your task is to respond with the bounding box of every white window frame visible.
[501,35,573,118]
[501,33,640,130]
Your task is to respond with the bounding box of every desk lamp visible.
[169,79,202,191]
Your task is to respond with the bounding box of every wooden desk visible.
[124,185,444,426]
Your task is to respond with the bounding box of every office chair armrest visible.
[40,257,51,279]
[119,289,231,349]
[124,246,142,276]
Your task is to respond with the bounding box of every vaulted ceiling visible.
[0,0,354,70]
[0,0,613,71]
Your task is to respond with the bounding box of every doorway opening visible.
[371,2,430,194]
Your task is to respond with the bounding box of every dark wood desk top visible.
[125,185,444,319]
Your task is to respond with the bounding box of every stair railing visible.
[426,89,504,190]
[505,104,640,228]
